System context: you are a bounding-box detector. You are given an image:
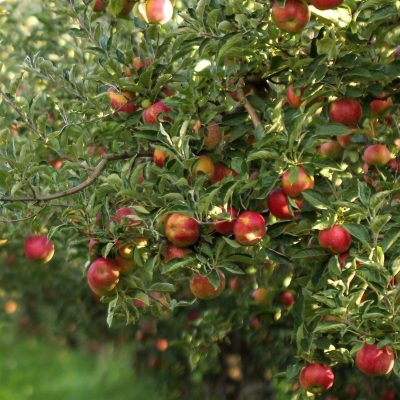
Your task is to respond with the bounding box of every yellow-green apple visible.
[271,0,310,33]
[281,166,314,198]
[355,343,395,376]
[278,291,295,307]
[87,257,120,295]
[329,98,362,128]
[204,122,222,150]
[24,235,55,263]
[310,0,343,9]
[371,97,393,115]
[165,213,200,247]
[214,206,238,235]
[193,155,215,180]
[299,364,334,394]
[287,84,305,108]
[318,225,352,254]
[153,148,167,167]
[155,338,168,352]
[317,140,343,159]
[164,244,192,262]
[142,100,172,124]
[212,163,238,183]
[189,270,226,300]
[107,88,137,115]
[252,287,267,304]
[145,0,174,24]
[363,144,391,166]
[233,211,266,246]
[267,188,303,219]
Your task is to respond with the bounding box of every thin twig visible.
[236,81,261,129]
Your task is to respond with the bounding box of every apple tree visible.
[0,0,400,398]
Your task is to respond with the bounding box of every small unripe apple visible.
[24,235,55,263]
[329,98,362,128]
[233,211,266,246]
[204,122,222,150]
[299,363,334,394]
[287,84,305,108]
[145,0,173,24]
[164,244,191,262]
[317,140,343,159]
[355,343,395,376]
[190,270,226,300]
[310,0,343,10]
[153,148,167,167]
[107,88,137,115]
[214,206,238,235]
[193,155,215,180]
[318,225,352,254]
[142,100,172,124]
[271,0,310,33]
[165,213,200,247]
[278,291,295,307]
[212,163,238,183]
[87,257,120,295]
[371,97,393,115]
[281,166,314,198]
[363,144,391,167]
[267,188,303,219]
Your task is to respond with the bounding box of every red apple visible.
[214,206,238,235]
[337,133,352,148]
[355,343,395,376]
[388,159,400,172]
[92,0,108,12]
[363,144,391,167]
[193,155,215,180]
[190,270,225,300]
[281,166,314,198]
[87,257,120,295]
[229,276,241,291]
[233,211,266,246]
[142,100,172,124]
[299,363,334,394]
[278,291,295,307]
[5,255,15,266]
[271,0,310,33]
[287,84,305,108]
[49,159,63,169]
[252,287,267,304]
[339,252,361,269]
[204,122,222,150]
[317,140,343,159]
[145,0,173,24]
[115,0,135,17]
[345,384,358,397]
[318,225,352,254]
[155,338,168,352]
[212,163,238,183]
[371,97,393,115]
[267,188,303,219]
[383,390,397,400]
[164,244,191,262]
[165,213,200,247]
[107,88,137,115]
[153,148,167,167]
[329,98,362,128]
[310,0,343,10]
[132,56,152,70]
[115,244,135,273]
[115,207,141,227]
[24,235,55,263]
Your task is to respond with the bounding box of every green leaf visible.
[343,223,371,249]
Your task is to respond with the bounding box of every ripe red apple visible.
[107,88,137,115]
[299,363,334,394]
[92,0,108,12]
[115,0,135,17]
[193,155,215,180]
[355,343,395,376]
[87,257,120,295]
[229,276,241,291]
[278,291,295,307]
[115,244,135,273]
[281,166,314,198]
[190,270,226,300]
[317,140,343,159]
[165,213,200,247]
[267,188,303,219]
[337,133,352,148]
[164,244,191,262]
[388,159,400,172]
[287,84,305,108]
[155,338,169,352]
[318,225,352,254]
[310,0,343,10]
[212,163,238,183]
[142,100,172,124]
[115,207,141,227]
[339,253,361,269]
[204,122,222,150]
[271,0,310,33]
[214,206,238,235]
[383,390,397,400]
[87,146,107,157]
[233,211,266,246]
[49,159,63,169]
[329,98,362,128]
[363,144,391,167]
[252,287,267,304]
[153,148,167,167]
[24,235,55,263]
[371,97,393,115]
[145,0,173,24]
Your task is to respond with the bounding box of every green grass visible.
[0,329,159,400]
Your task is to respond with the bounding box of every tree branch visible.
[0,151,150,203]
[236,82,262,129]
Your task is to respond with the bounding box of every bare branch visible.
[236,80,262,129]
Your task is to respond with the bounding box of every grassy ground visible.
[0,329,159,400]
